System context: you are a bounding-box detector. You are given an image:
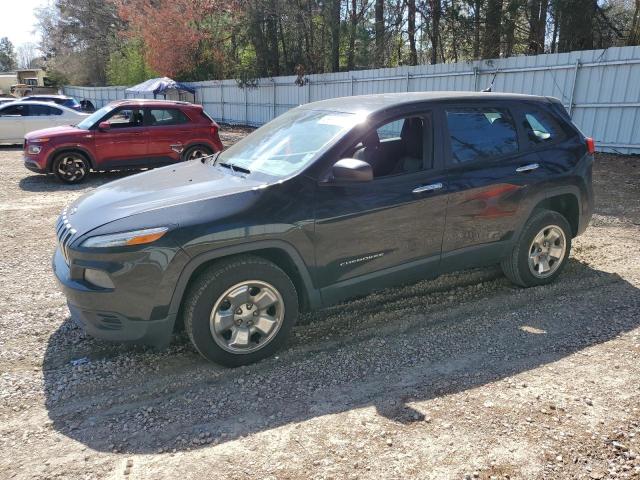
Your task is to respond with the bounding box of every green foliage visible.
[44,69,70,87]
[107,40,157,86]
[0,37,17,72]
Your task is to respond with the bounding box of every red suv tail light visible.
[211,126,224,152]
[586,137,595,154]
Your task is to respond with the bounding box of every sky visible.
[0,0,47,50]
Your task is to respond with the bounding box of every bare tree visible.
[16,43,38,69]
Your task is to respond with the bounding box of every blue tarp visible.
[125,77,196,96]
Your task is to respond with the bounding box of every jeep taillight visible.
[586,137,595,154]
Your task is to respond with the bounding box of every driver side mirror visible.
[98,121,111,131]
[331,158,373,183]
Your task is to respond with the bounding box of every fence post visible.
[406,72,410,92]
[308,79,312,103]
[272,78,277,120]
[473,66,479,91]
[351,77,355,96]
[244,87,248,126]
[568,60,581,118]
[220,82,225,123]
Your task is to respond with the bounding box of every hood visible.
[25,125,83,141]
[66,160,265,236]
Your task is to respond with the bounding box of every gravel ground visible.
[1,129,639,480]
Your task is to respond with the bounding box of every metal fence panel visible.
[64,45,640,153]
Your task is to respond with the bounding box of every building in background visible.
[0,68,57,96]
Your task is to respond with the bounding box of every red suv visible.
[24,100,224,183]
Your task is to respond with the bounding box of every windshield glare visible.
[76,105,114,130]
[218,109,363,177]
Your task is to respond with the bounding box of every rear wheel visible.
[501,209,572,287]
[183,256,299,366]
[182,145,213,161]
[52,152,90,184]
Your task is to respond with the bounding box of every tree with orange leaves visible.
[113,0,234,80]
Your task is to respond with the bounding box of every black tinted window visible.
[1,105,26,116]
[522,109,564,145]
[147,108,190,126]
[446,108,518,163]
[27,105,62,116]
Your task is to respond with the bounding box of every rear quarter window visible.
[521,108,567,146]
[445,107,518,164]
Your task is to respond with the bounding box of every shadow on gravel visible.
[18,170,138,192]
[42,259,640,454]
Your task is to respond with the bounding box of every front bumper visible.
[24,156,46,173]
[52,246,182,348]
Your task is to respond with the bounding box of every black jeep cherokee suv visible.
[53,92,594,366]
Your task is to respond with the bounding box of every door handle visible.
[515,163,540,173]
[412,182,443,194]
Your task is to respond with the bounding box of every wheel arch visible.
[531,187,581,237]
[170,241,320,332]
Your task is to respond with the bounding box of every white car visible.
[0,101,88,144]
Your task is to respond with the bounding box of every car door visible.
[314,111,448,304]
[144,107,191,163]
[23,104,67,133]
[93,107,148,167]
[0,104,27,142]
[440,102,551,269]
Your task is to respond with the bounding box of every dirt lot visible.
[1,129,639,480]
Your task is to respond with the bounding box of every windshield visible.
[76,105,114,130]
[217,108,364,177]
[65,98,81,108]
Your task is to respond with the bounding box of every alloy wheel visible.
[56,155,86,182]
[209,280,285,354]
[528,225,566,278]
[187,148,209,160]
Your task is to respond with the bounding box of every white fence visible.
[65,46,640,154]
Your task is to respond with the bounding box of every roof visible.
[125,77,196,95]
[299,91,551,114]
[23,94,71,99]
[0,100,85,114]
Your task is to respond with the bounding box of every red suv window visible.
[147,108,190,126]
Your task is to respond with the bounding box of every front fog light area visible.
[27,145,42,155]
[84,268,115,289]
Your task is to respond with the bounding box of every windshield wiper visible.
[218,162,251,174]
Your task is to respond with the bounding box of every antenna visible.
[481,69,499,92]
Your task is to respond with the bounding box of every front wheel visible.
[53,152,90,184]
[501,209,572,287]
[183,256,299,366]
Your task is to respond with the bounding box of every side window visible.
[147,108,190,126]
[105,108,143,128]
[446,107,518,164]
[522,109,565,145]
[27,105,62,116]
[0,105,26,116]
[348,114,431,178]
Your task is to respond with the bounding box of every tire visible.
[52,152,90,184]
[501,209,572,288]
[182,145,213,162]
[183,255,299,366]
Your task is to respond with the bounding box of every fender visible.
[167,239,322,318]
[513,184,582,241]
[46,144,98,171]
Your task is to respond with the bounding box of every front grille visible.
[56,208,77,264]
